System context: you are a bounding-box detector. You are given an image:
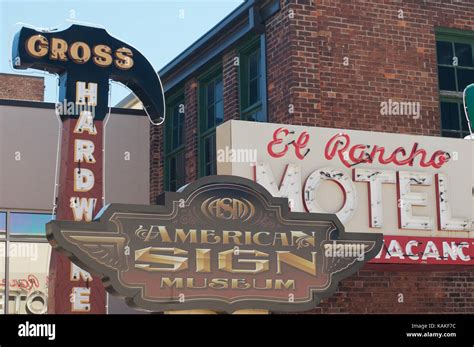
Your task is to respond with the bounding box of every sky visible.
[0,0,243,105]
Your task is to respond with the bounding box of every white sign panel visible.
[217,120,474,243]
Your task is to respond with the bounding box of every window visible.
[239,37,267,122]
[440,100,470,138]
[8,242,50,314]
[437,40,474,92]
[165,92,186,191]
[10,213,52,236]
[0,212,5,239]
[436,30,474,138]
[199,67,224,177]
[0,242,4,314]
[0,211,51,314]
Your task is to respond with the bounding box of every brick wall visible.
[150,0,474,313]
[265,0,474,314]
[149,78,200,204]
[306,267,474,314]
[0,73,44,101]
[266,0,297,125]
[223,49,240,122]
[149,116,164,203]
[266,0,474,135]
[150,52,241,202]
[184,78,199,184]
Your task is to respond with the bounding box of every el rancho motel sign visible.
[12,24,165,313]
[217,121,474,266]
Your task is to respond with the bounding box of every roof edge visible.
[116,0,280,107]
[159,0,255,77]
[0,98,146,116]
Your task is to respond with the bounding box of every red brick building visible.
[120,0,474,313]
[0,73,44,101]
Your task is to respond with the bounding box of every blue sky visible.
[0,0,243,105]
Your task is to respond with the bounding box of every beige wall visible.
[0,104,149,210]
[0,104,150,314]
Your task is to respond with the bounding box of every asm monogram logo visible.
[201,197,255,222]
[46,175,382,313]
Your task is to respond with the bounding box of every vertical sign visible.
[51,82,106,313]
[12,24,165,313]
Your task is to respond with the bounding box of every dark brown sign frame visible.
[47,175,383,313]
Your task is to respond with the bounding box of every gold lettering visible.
[290,231,315,247]
[26,35,48,57]
[93,44,113,67]
[254,279,273,290]
[69,41,91,64]
[50,38,68,61]
[114,47,134,70]
[186,278,207,289]
[222,231,242,245]
[156,226,172,242]
[201,230,221,244]
[135,247,188,272]
[273,233,289,247]
[195,248,211,272]
[161,277,183,289]
[218,249,269,274]
[253,232,272,246]
[175,228,197,243]
[276,251,317,276]
[208,278,228,290]
[219,198,234,219]
[275,279,295,290]
[159,277,295,290]
[231,279,251,289]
